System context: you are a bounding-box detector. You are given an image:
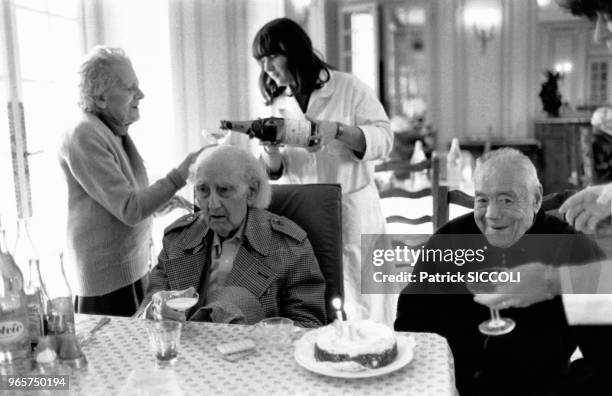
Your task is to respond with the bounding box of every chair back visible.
[579,126,594,186]
[268,184,343,324]
[434,186,473,230]
[375,152,441,228]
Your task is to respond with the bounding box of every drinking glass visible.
[165,292,199,313]
[145,320,182,367]
[166,292,199,338]
[152,289,199,322]
[252,317,294,347]
[466,267,515,336]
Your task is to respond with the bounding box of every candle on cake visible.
[331,297,344,337]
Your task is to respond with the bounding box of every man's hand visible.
[473,262,560,309]
[148,287,197,321]
[559,184,612,233]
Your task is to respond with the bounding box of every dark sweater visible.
[395,210,612,396]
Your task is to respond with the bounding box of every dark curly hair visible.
[556,0,612,20]
[251,18,333,105]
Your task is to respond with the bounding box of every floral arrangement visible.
[539,70,563,117]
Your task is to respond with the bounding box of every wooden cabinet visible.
[534,119,591,194]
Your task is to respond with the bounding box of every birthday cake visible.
[314,320,398,369]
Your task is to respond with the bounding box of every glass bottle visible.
[13,218,46,349]
[220,117,317,147]
[409,140,430,190]
[45,253,75,336]
[446,138,463,189]
[0,217,31,374]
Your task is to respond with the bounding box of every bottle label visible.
[282,119,313,146]
[47,297,75,335]
[26,302,44,341]
[0,321,26,343]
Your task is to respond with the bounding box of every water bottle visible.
[45,253,75,336]
[409,140,430,190]
[13,218,46,349]
[0,218,31,374]
[447,138,463,189]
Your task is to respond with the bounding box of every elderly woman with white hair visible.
[58,45,203,316]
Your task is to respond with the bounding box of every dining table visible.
[43,314,458,396]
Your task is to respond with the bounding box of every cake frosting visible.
[314,320,397,369]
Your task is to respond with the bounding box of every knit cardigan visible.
[58,112,186,296]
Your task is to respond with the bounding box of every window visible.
[0,0,84,255]
[588,58,611,106]
[338,3,379,94]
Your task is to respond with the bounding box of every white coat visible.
[270,70,395,323]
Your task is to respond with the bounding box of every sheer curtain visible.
[168,0,284,153]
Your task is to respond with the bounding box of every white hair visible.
[474,147,542,194]
[190,145,272,209]
[78,46,132,112]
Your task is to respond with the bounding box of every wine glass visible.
[165,291,199,339]
[466,267,515,336]
[201,128,229,146]
[165,292,199,313]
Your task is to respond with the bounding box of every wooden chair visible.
[434,186,473,230]
[375,152,441,229]
[434,187,577,230]
[579,126,594,186]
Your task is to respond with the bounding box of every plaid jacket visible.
[139,207,327,327]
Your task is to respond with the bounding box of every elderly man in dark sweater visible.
[395,148,612,395]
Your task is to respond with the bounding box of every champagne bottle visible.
[219,117,317,147]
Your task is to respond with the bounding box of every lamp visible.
[554,61,573,75]
[464,5,502,55]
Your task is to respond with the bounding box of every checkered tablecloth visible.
[65,314,456,396]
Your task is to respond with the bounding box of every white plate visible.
[294,328,416,379]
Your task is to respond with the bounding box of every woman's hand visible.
[156,195,193,216]
[260,142,283,175]
[307,120,366,155]
[261,141,282,157]
[176,145,216,180]
[306,120,338,152]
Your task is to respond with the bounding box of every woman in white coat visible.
[252,18,394,322]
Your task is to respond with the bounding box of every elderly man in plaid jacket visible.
[137,145,326,327]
